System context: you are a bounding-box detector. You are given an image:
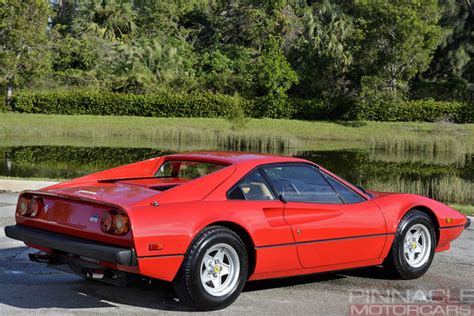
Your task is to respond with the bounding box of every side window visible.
[322,173,365,204]
[228,170,275,201]
[263,164,342,204]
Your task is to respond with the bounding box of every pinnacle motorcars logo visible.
[348,288,473,316]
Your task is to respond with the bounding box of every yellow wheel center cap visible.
[411,242,417,249]
[213,265,221,273]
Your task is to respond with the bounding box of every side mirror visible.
[278,194,288,204]
[355,185,367,194]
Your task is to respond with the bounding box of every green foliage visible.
[352,0,442,99]
[356,76,407,121]
[288,0,354,97]
[49,29,101,87]
[11,90,253,118]
[74,0,138,42]
[1,0,471,121]
[424,1,473,82]
[226,94,249,131]
[357,98,472,123]
[410,77,471,102]
[0,0,51,105]
[7,146,169,167]
[198,48,255,97]
[112,37,198,92]
[253,37,298,118]
[12,90,472,123]
[4,146,171,179]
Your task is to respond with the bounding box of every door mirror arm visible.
[356,185,367,194]
[278,194,288,204]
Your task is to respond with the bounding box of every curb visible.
[0,179,59,192]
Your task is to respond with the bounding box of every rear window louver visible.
[149,184,179,191]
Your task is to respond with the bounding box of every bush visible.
[410,77,470,102]
[292,98,354,121]
[355,76,407,121]
[357,98,473,123]
[11,90,254,118]
[11,90,472,123]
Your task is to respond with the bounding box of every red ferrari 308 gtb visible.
[5,152,470,310]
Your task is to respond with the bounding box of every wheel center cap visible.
[213,265,221,274]
[411,242,417,249]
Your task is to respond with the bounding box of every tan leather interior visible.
[246,182,273,199]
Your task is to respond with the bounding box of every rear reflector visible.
[18,197,29,216]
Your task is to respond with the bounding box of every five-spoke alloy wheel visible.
[383,210,436,279]
[403,223,431,268]
[200,243,240,297]
[173,226,248,310]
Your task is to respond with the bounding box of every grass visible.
[449,204,474,217]
[0,176,61,182]
[1,113,473,152]
[366,175,474,205]
[368,148,471,166]
[1,113,472,207]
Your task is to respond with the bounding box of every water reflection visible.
[0,146,472,205]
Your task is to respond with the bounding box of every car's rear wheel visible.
[173,226,248,310]
[383,210,436,279]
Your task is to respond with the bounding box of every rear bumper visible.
[4,225,137,266]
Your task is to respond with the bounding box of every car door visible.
[227,168,301,273]
[261,163,387,269]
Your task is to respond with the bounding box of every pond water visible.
[0,145,472,205]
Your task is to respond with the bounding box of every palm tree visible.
[74,0,137,42]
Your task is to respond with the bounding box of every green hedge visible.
[356,99,473,123]
[12,90,253,118]
[11,90,473,123]
[10,90,351,120]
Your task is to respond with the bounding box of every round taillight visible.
[29,197,42,217]
[18,197,29,216]
[100,211,113,233]
[113,214,130,235]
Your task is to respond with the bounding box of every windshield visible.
[155,160,226,179]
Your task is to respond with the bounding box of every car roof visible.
[163,151,306,165]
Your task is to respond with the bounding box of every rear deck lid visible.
[44,178,187,207]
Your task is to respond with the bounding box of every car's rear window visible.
[155,160,226,179]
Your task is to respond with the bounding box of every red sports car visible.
[5,152,470,310]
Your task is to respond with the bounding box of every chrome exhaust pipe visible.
[84,268,105,279]
[28,252,53,263]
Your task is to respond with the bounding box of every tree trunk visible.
[5,81,13,109]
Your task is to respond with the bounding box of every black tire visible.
[173,226,248,310]
[383,210,436,279]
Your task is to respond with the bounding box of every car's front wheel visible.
[173,226,248,310]
[383,210,436,279]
